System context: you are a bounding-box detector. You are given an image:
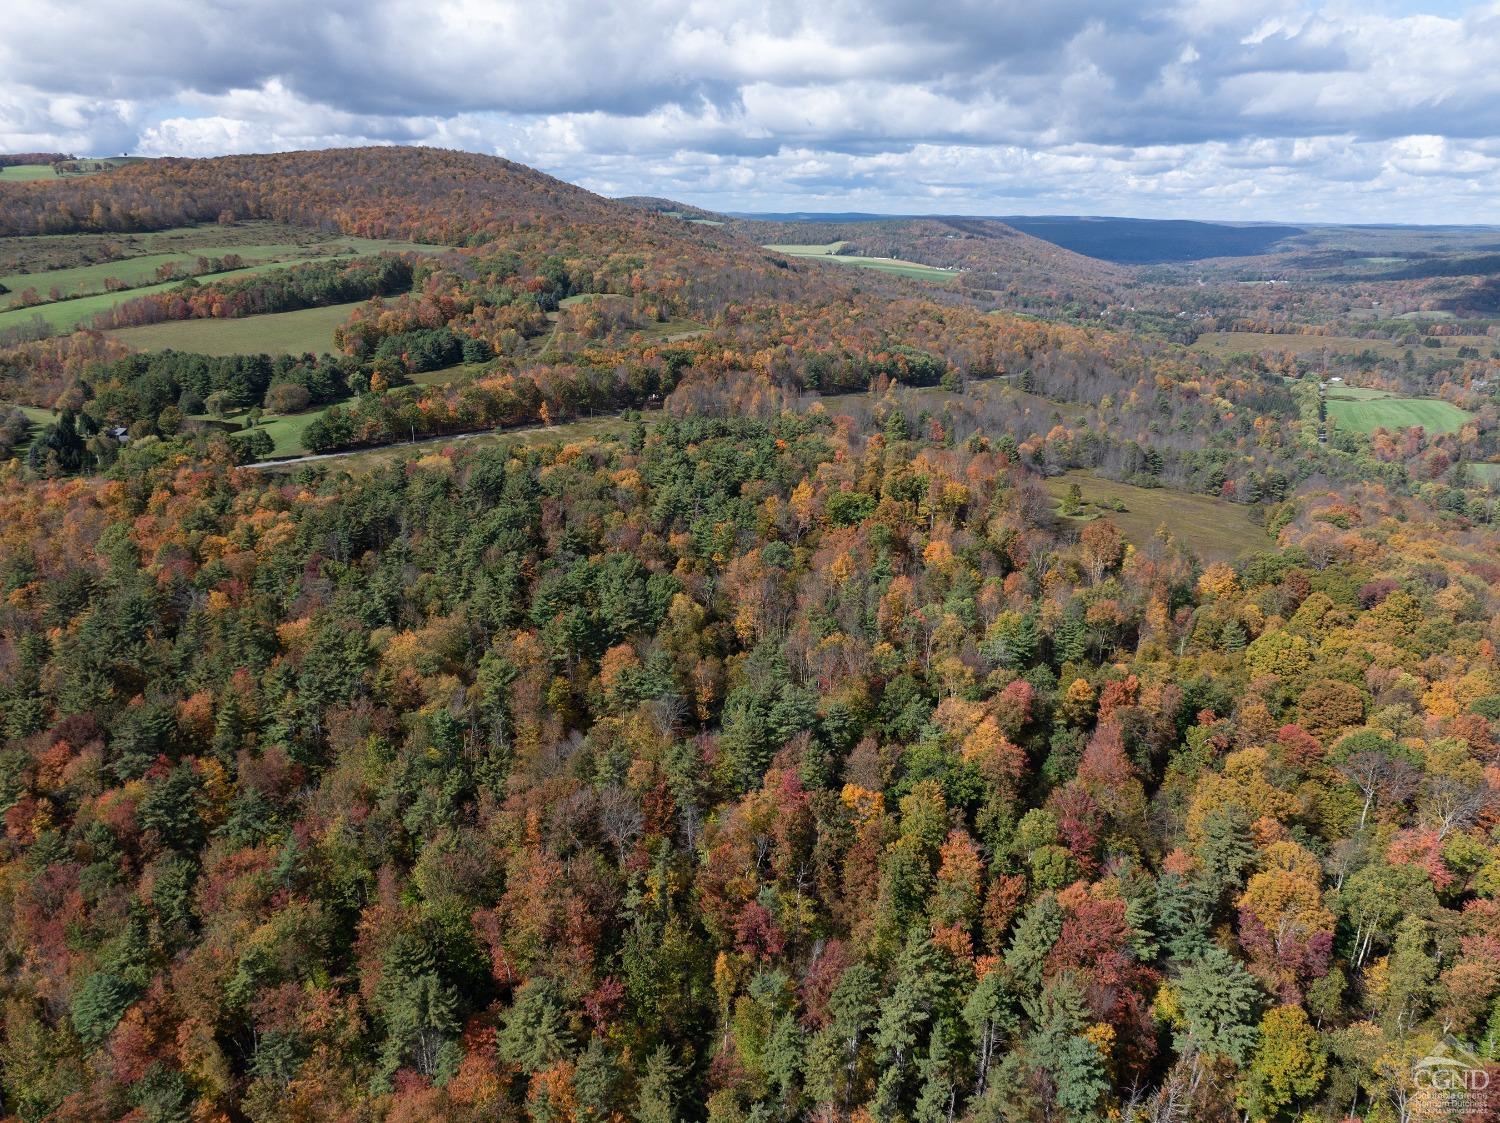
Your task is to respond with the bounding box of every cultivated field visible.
[104,301,367,356]
[1325,395,1472,435]
[763,241,959,281]
[1043,470,1270,562]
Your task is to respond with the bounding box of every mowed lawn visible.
[105,301,363,356]
[252,411,328,459]
[1326,396,1472,435]
[763,242,958,282]
[1043,471,1270,563]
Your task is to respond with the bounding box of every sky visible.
[4,0,1500,223]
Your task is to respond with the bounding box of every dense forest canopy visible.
[0,147,1496,1123]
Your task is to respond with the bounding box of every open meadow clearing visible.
[1043,470,1270,562]
[104,300,366,356]
[0,165,56,181]
[0,237,431,305]
[0,225,441,338]
[1325,395,1472,434]
[0,260,315,335]
[763,241,959,281]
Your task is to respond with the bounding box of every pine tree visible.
[498,977,572,1074]
[635,1045,681,1123]
[574,1035,621,1123]
[1175,945,1263,1066]
[1004,895,1062,992]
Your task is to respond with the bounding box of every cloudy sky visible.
[4,0,1499,222]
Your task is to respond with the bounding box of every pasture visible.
[0,226,440,337]
[104,300,367,356]
[763,242,958,281]
[1042,471,1269,563]
[0,261,305,335]
[0,237,427,304]
[1325,396,1472,435]
[0,165,57,181]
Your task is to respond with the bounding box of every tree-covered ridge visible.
[0,409,1494,1122]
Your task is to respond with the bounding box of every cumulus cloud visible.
[3,0,1499,221]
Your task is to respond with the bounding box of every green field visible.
[0,261,314,335]
[105,301,367,356]
[763,242,959,281]
[252,411,328,458]
[0,238,428,306]
[1043,471,1269,563]
[0,165,56,181]
[1326,396,1472,435]
[0,231,439,336]
[1471,463,1500,486]
[1322,384,1395,400]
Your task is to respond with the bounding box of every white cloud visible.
[4,0,1500,221]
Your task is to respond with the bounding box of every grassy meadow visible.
[0,165,57,181]
[1192,330,1497,363]
[0,223,441,336]
[104,301,368,356]
[1043,470,1269,562]
[0,261,324,335]
[1325,395,1472,435]
[763,242,959,281]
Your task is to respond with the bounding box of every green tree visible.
[1175,945,1263,1066]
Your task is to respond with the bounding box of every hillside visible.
[0,146,1498,1123]
[0,148,742,248]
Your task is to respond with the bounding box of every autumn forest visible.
[0,147,1496,1123]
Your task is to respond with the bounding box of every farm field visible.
[105,301,367,356]
[763,241,959,281]
[1192,330,1496,361]
[0,222,434,276]
[1471,463,1500,486]
[0,165,56,181]
[1042,470,1269,562]
[1326,395,1472,434]
[0,237,430,306]
[0,261,308,335]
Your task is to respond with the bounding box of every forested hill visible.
[0,148,726,246]
[0,145,1498,1123]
